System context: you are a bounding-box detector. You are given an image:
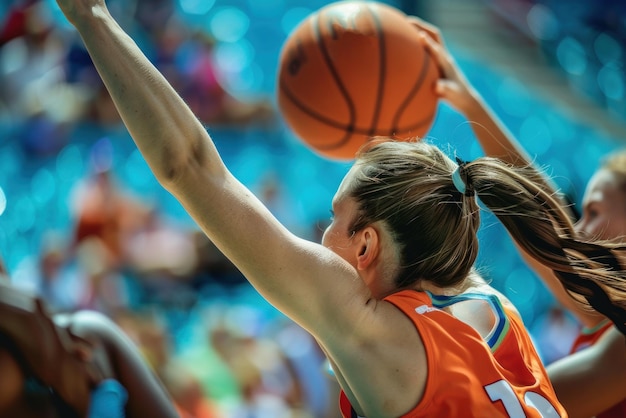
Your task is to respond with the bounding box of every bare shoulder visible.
[326,298,429,417]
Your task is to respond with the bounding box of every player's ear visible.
[355,227,379,270]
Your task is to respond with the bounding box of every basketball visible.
[277,1,440,160]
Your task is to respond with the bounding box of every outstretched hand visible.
[409,16,536,170]
[408,16,479,116]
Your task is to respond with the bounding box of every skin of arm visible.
[546,326,626,418]
[413,17,604,329]
[54,3,352,324]
[63,311,180,418]
[0,269,178,418]
[55,2,429,416]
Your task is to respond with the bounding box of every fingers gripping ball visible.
[278,1,440,160]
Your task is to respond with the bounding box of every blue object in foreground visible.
[88,379,128,418]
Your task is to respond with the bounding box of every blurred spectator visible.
[210,323,309,418]
[125,209,198,280]
[11,230,87,313]
[0,0,87,154]
[124,208,200,308]
[70,167,150,268]
[152,17,275,127]
[74,236,132,315]
[161,360,223,418]
[115,309,225,417]
[191,231,247,290]
[273,319,340,418]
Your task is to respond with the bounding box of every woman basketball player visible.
[53,0,626,416]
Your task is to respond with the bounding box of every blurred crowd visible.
[7,158,341,417]
[0,1,343,417]
[0,0,274,157]
[484,0,626,118]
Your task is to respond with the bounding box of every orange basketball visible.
[277,1,440,160]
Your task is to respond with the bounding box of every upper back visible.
[378,290,567,418]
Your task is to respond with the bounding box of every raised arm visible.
[410,17,531,166]
[412,17,604,328]
[54,1,371,340]
[57,3,214,185]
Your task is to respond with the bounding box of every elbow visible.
[148,152,187,189]
[153,132,212,188]
[154,157,188,188]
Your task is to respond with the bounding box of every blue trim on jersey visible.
[579,318,610,335]
[426,291,509,350]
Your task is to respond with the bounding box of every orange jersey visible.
[570,320,626,418]
[339,290,567,418]
[570,319,613,353]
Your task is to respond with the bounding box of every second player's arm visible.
[419,23,603,327]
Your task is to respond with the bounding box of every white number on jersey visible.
[485,380,560,417]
